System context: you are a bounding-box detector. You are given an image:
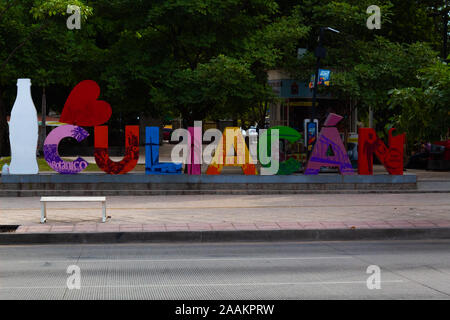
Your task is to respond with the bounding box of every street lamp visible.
[310,27,340,121]
[306,27,340,154]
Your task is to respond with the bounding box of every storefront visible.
[267,70,359,169]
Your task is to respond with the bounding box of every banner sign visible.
[309,69,331,89]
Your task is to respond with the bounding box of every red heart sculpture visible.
[60,80,112,126]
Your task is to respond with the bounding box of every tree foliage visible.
[0,0,448,156]
[0,0,93,155]
[389,61,450,146]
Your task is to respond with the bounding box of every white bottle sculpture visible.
[9,78,39,174]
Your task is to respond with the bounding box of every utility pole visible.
[39,87,46,156]
[310,28,324,123]
[311,27,340,120]
[444,0,449,60]
[307,27,340,154]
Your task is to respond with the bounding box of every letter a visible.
[206,127,256,175]
[304,114,354,175]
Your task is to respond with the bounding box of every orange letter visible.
[206,127,256,175]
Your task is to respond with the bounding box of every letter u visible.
[94,125,140,174]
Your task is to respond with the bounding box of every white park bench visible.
[40,197,107,224]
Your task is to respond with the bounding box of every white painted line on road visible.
[0,256,354,264]
[0,280,405,290]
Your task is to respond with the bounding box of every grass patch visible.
[1,156,99,171]
[0,157,145,172]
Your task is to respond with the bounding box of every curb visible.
[1,227,450,245]
[2,189,449,197]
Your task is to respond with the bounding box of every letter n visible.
[358,128,405,175]
[94,126,139,174]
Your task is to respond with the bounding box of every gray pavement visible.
[1,240,450,299]
[2,193,450,226]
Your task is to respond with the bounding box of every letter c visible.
[43,125,89,174]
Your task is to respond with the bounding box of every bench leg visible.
[102,201,107,223]
[40,202,47,224]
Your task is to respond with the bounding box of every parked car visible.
[241,126,258,138]
[428,140,450,170]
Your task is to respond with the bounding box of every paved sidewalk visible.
[1,193,449,234]
[11,219,450,234]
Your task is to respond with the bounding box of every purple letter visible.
[44,125,89,174]
[304,114,354,175]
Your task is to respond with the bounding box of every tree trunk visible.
[0,87,10,156]
[256,101,268,129]
[38,87,46,156]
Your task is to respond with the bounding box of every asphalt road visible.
[1,240,450,299]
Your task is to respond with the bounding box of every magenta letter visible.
[187,126,202,175]
[304,114,354,175]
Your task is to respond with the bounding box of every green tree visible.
[240,7,310,126]
[389,60,450,147]
[1,0,447,158]
[329,38,437,131]
[0,0,92,156]
[140,0,281,126]
[286,0,441,137]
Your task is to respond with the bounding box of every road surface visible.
[1,240,450,299]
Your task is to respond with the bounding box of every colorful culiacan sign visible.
[10,80,406,176]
